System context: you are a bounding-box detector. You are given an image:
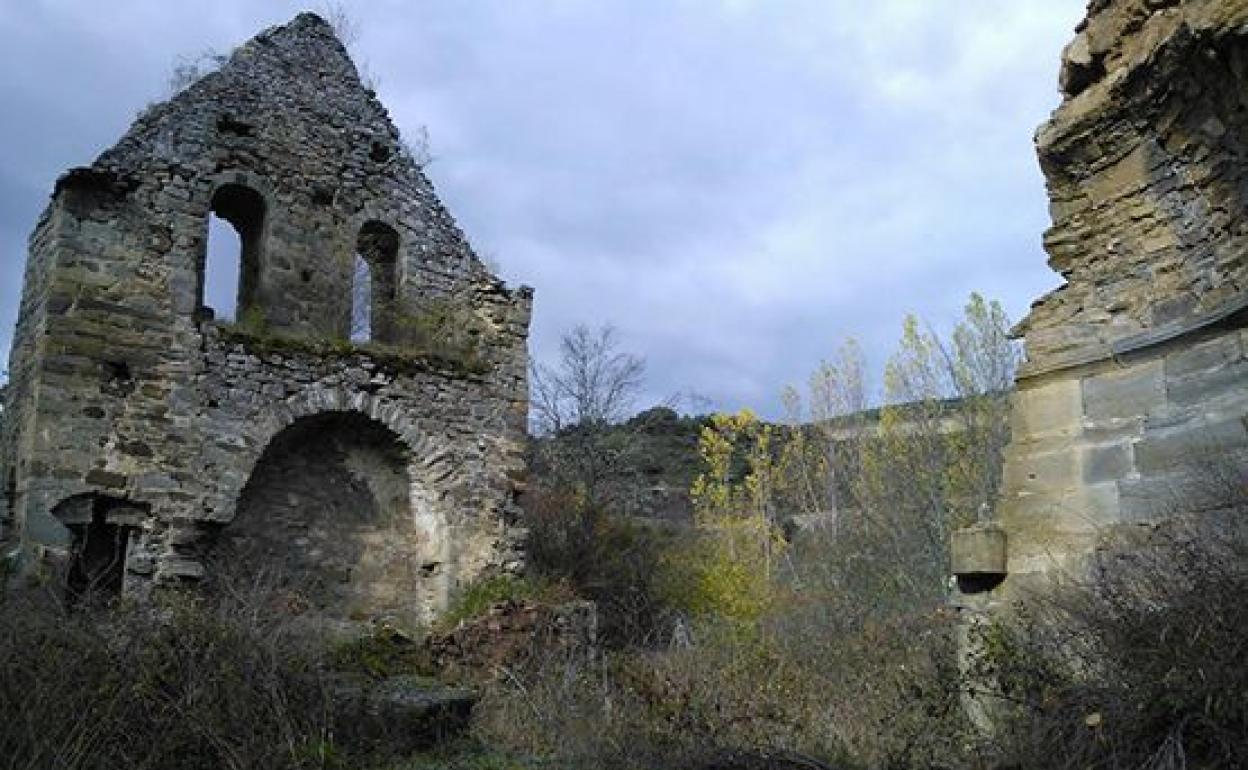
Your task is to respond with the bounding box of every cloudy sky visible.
[0,0,1086,417]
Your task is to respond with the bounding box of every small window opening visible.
[354,221,400,343]
[67,510,129,600]
[100,360,135,397]
[956,573,1006,595]
[216,115,254,137]
[203,184,266,323]
[52,494,150,604]
[369,141,392,163]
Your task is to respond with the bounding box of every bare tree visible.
[167,49,227,95]
[531,324,645,435]
[529,324,647,509]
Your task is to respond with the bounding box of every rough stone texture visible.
[950,524,1007,577]
[0,14,531,625]
[986,0,1248,603]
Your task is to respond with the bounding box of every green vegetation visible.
[329,627,438,681]
[217,295,491,377]
[389,297,490,370]
[7,294,1243,769]
[437,575,574,633]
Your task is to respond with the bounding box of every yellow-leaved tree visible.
[666,410,786,629]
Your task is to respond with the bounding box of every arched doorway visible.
[213,411,430,625]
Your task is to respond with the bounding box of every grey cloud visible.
[0,0,1085,417]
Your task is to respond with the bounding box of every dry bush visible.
[523,484,681,648]
[471,602,972,770]
[0,585,341,769]
[512,455,979,768]
[980,456,1248,770]
[474,533,977,769]
[0,572,453,770]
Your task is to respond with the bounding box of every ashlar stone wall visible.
[0,13,532,626]
[967,0,1248,603]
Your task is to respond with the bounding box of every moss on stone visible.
[216,322,489,378]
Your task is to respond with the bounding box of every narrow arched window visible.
[203,184,266,323]
[355,221,399,343]
[204,213,241,321]
[351,254,373,342]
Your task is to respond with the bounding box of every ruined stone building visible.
[0,13,532,626]
[954,0,1248,602]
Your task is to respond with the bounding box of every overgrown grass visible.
[0,580,474,770]
[0,587,343,770]
[329,627,439,681]
[377,738,549,770]
[437,575,575,633]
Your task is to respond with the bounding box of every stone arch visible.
[212,392,457,623]
[193,171,277,323]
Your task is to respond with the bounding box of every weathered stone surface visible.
[991,0,1248,607]
[328,674,475,754]
[0,14,532,625]
[1018,0,1248,377]
[951,524,1007,577]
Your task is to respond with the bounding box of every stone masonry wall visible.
[979,0,1248,603]
[0,13,531,624]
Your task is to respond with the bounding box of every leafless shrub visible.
[319,2,360,50]
[523,485,680,648]
[0,570,441,770]
[978,453,1248,770]
[0,585,337,769]
[402,125,435,170]
[168,49,228,95]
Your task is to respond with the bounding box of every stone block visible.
[1082,360,1165,422]
[23,511,73,547]
[1165,358,1248,410]
[1010,378,1084,439]
[1118,469,1197,521]
[1134,417,1247,475]
[951,524,1007,576]
[1164,332,1241,380]
[158,557,205,581]
[1081,440,1134,484]
[1003,442,1081,496]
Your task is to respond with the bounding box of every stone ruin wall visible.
[0,14,532,628]
[958,0,1248,603]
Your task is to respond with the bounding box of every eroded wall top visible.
[62,12,509,336]
[1017,0,1248,377]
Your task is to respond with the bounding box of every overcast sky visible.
[0,0,1086,417]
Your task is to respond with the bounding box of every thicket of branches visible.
[977,456,1248,770]
[484,295,1020,768]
